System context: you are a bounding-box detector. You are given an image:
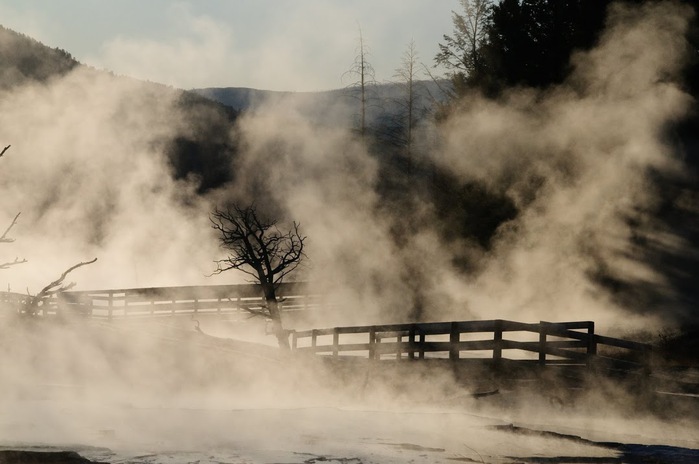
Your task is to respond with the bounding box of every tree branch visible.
[27,258,97,313]
[210,204,307,349]
[0,212,21,243]
[0,256,27,270]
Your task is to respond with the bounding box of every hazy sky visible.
[0,0,456,91]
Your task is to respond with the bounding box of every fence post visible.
[311,329,318,351]
[108,291,113,321]
[539,321,548,366]
[369,327,377,360]
[86,293,94,317]
[642,345,652,377]
[396,333,402,360]
[586,321,597,367]
[419,329,425,359]
[449,322,460,361]
[332,328,339,357]
[291,331,298,350]
[42,296,50,317]
[493,319,503,364]
[408,325,416,360]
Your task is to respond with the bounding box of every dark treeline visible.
[393,0,699,326]
[0,25,79,87]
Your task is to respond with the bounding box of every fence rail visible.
[0,282,319,319]
[0,288,652,373]
[291,319,652,373]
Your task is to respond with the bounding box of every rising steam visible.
[0,1,694,329]
[0,3,697,462]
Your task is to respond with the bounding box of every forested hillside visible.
[432,0,699,327]
[0,25,239,193]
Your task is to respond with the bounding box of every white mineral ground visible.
[1,318,698,463]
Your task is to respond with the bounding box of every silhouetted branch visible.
[0,256,27,270]
[0,145,10,158]
[210,204,306,349]
[26,258,97,314]
[211,206,306,285]
[0,212,21,243]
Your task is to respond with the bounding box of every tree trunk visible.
[267,298,291,350]
[262,283,290,350]
[267,298,290,350]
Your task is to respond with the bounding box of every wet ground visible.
[2,393,699,464]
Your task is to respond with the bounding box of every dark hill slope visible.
[0,24,239,193]
[0,25,78,88]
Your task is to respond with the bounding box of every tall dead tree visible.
[211,205,306,349]
[393,40,425,166]
[343,25,377,137]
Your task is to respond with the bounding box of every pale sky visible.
[0,0,457,92]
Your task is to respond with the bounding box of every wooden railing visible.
[291,320,652,373]
[0,282,319,319]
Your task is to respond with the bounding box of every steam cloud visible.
[0,1,694,330]
[436,1,695,329]
[0,2,697,461]
[0,70,229,291]
[227,1,696,331]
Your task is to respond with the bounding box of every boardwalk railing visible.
[0,282,319,319]
[291,320,652,372]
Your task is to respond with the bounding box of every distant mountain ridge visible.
[191,80,452,129]
[192,81,452,110]
[191,87,301,111]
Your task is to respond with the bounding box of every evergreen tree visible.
[435,0,493,96]
[439,0,622,94]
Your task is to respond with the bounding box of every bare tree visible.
[0,146,26,271]
[0,212,27,270]
[393,40,424,165]
[1,144,93,317]
[24,258,97,316]
[211,205,306,349]
[343,25,377,137]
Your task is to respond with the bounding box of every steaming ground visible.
[1,317,699,464]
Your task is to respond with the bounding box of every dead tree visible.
[0,146,26,271]
[24,258,97,316]
[392,39,428,167]
[211,205,306,349]
[0,213,27,270]
[343,25,377,137]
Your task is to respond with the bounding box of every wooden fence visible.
[292,319,652,373]
[0,282,320,319]
[0,288,652,372]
